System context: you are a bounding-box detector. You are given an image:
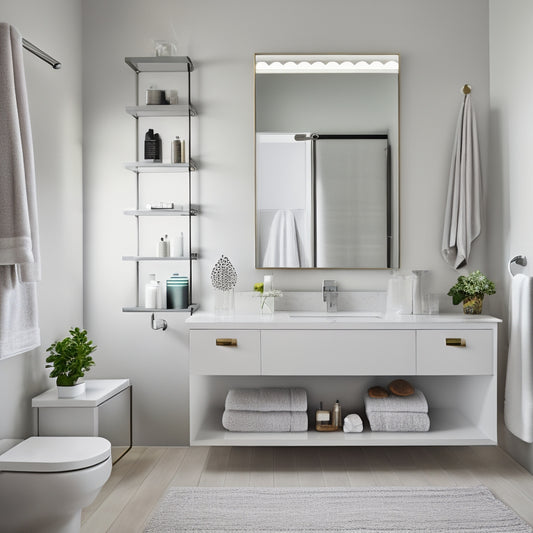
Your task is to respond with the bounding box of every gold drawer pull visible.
[216,338,237,347]
[446,338,466,347]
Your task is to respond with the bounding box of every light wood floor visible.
[82,445,533,532]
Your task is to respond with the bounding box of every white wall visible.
[489,0,533,472]
[0,0,83,438]
[82,0,490,445]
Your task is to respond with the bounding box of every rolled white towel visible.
[343,413,364,433]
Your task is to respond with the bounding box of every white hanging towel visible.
[0,23,41,359]
[441,93,482,269]
[504,274,533,442]
[262,210,300,268]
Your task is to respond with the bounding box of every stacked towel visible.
[364,388,430,432]
[222,388,308,432]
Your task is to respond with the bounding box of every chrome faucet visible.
[322,280,338,312]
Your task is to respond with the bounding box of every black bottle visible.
[144,129,162,162]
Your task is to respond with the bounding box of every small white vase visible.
[260,295,275,315]
[57,382,86,398]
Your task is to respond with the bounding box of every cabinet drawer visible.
[261,330,415,375]
[416,330,493,375]
[190,330,260,375]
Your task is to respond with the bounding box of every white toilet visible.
[0,436,112,533]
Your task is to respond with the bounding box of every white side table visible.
[32,379,132,463]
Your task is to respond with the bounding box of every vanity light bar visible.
[255,58,399,74]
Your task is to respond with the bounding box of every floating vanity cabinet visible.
[122,56,198,314]
[187,313,500,447]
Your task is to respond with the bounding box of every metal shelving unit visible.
[122,56,198,318]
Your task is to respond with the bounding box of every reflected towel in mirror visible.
[263,209,300,267]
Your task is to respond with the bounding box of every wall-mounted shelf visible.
[123,304,199,314]
[125,56,194,73]
[126,104,197,118]
[122,254,198,261]
[125,160,198,172]
[123,56,198,319]
[124,207,199,216]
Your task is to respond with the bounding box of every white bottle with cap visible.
[145,274,159,308]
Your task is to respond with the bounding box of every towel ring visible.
[508,255,527,277]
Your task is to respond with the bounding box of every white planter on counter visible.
[57,382,86,398]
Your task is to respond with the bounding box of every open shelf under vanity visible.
[189,374,497,447]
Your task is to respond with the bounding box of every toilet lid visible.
[0,436,111,472]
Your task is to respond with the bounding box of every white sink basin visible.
[288,311,382,318]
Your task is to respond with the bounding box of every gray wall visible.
[82,0,490,445]
[0,0,83,438]
[489,0,533,473]
[5,0,531,475]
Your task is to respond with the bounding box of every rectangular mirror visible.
[255,54,399,269]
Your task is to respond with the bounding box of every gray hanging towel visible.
[441,92,482,269]
[0,23,41,358]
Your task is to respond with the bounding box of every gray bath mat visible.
[145,485,532,532]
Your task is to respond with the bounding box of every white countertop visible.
[32,379,130,408]
[186,312,501,330]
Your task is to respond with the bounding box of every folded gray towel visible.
[222,410,308,432]
[364,388,428,414]
[225,388,307,412]
[367,411,430,432]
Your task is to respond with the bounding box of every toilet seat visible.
[0,436,111,472]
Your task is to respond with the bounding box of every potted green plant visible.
[45,327,96,398]
[447,270,496,314]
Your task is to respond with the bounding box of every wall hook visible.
[462,84,471,95]
[151,313,167,331]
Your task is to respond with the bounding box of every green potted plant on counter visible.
[45,327,96,398]
[447,270,496,314]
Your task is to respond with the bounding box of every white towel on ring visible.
[504,273,533,442]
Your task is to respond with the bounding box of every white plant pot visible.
[57,382,86,398]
